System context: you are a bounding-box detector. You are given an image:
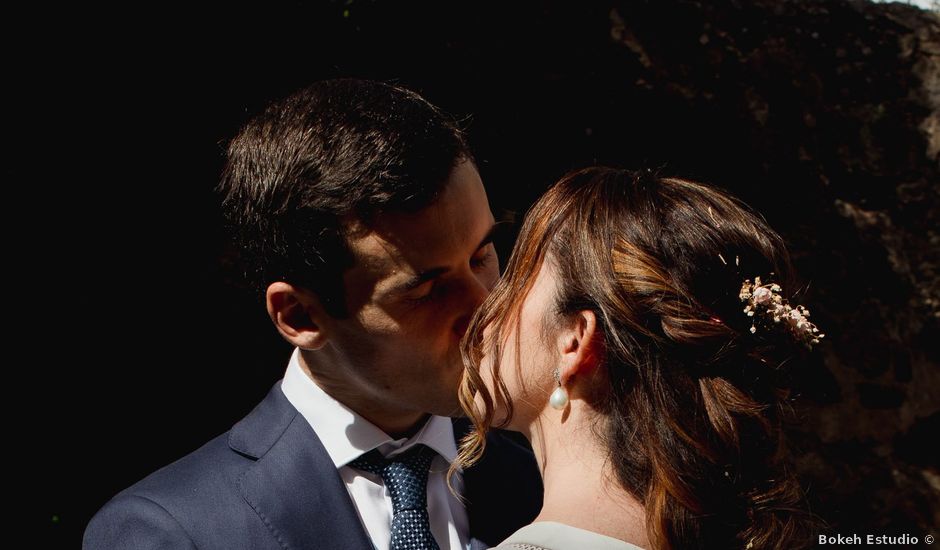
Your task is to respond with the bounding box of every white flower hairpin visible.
[739,276,825,348]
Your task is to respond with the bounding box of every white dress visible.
[491,521,646,550]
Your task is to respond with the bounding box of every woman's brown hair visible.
[457,167,814,549]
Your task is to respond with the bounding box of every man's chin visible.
[423,397,465,419]
[421,377,463,418]
[440,404,467,419]
[430,360,466,418]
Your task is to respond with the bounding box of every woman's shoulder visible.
[490,521,646,550]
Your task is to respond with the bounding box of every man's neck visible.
[297,349,429,438]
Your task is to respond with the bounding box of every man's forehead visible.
[347,228,415,279]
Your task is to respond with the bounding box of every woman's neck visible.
[526,406,651,549]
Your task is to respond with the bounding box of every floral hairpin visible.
[739,276,825,348]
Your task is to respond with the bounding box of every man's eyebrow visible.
[475,223,498,251]
[396,223,498,293]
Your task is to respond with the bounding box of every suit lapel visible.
[233,382,374,550]
[229,386,540,550]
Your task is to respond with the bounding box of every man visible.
[83,79,542,549]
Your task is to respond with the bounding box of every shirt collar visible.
[280,347,459,468]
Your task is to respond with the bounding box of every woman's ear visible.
[266,281,332,350]
[555,309,601,385]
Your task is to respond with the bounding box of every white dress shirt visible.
[280,347,470,550]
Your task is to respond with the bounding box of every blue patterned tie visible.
[350,444,441,550]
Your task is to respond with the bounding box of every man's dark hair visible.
[218,79,472,316]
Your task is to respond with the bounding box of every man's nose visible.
[453,273,492,337]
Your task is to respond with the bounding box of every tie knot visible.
[350,444,437,512]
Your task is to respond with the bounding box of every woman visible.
[455,167,821,549]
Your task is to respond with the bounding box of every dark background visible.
[13,1,937,547]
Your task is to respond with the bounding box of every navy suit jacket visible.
[84,382,542,549]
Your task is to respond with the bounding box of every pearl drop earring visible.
[550,368,569,410]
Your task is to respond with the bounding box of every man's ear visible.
[555,310,601,387]
[266,281,331,350]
